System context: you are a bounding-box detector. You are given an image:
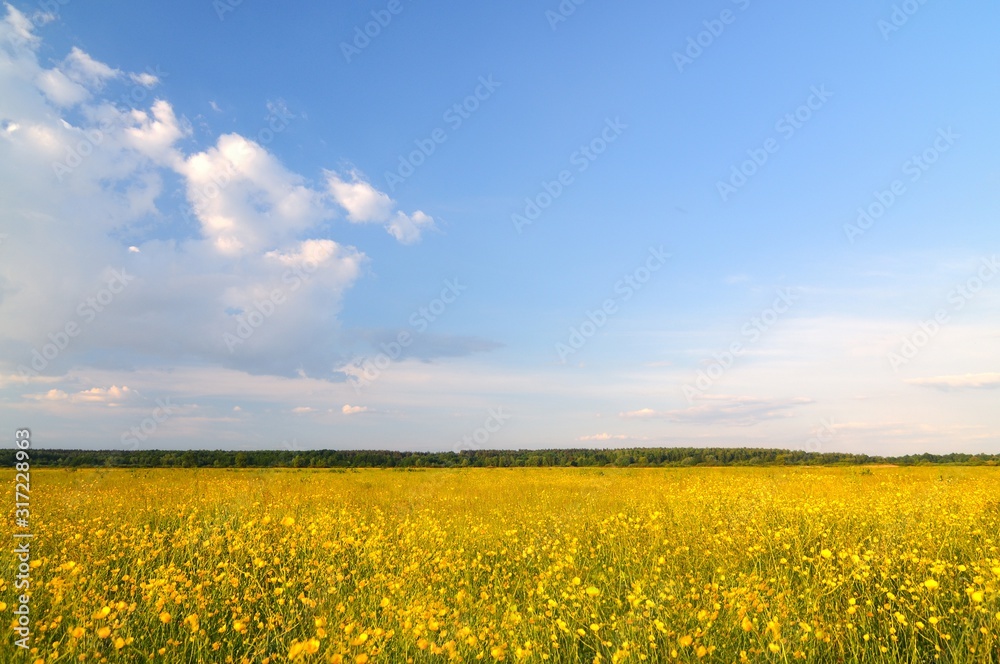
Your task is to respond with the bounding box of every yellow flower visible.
[233,620,247,633]
[97,626,111,638]
[678,635,693,647]
[821,549,832,559]
[305,638,320,654]
[159,611,172,624]
[585,586,601,597]
[114,637,126,650]
[971,591,985,603]
[71,627,85,638]
[355,655,368,664]
[924,579,939,590]
[696,645,708,658]
[741,616,754,632]
[281,516,296,527]
[768,643,781,653]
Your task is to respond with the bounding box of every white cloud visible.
[182,133,331,255]
[907,373,1000,390]
[327,169,394,223]
[23,384,135,405]
[125,99,188,166]
[35,67,89,106]
[619,408,658,419]
[2,5,37,45]
[23,388,68,401]
[387,210,435,245]
[327,169,435,243]
[62,47,119,88]
[129,71,159,88]
[621,396,813,427]
[73,385,135,404]
[34,46,119,108]
[342,404,369,415]
[0,6,429,387]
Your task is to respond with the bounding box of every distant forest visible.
[6,447,999,468]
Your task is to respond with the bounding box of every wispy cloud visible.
[621,395,813,427]
[906,373,1000,391]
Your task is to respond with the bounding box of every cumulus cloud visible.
[0,7,432,385]
[182,133,330,254]
[327,169,435,244]
[906,373,1000,391]
[342,404,369,415]
[125,99,188,166]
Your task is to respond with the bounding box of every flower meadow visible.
[3,466,999,663]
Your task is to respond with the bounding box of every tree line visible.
[5,447,999,468]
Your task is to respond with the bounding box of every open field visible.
[3,467,999,663]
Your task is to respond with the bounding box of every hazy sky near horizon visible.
[1,1,998,454]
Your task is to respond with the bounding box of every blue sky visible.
[1,1,998,454]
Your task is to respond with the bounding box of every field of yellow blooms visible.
[3,466,999,663]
